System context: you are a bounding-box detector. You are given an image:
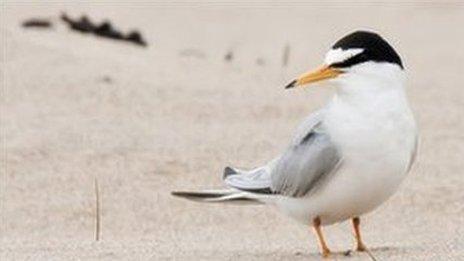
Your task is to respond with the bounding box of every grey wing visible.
[270,127,341,197]
[223,109,342,198]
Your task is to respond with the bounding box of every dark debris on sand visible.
[22,18,52,29]
[60,12,147,47]
[61,14,94,33]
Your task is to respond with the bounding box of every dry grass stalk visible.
[94,177,101,241]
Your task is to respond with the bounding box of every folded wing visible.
[224,110,342,198]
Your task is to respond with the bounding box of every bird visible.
[172,31,418,258]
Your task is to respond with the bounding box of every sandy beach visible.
[1,2,464,260]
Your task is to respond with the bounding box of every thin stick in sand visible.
[94,177,101,241]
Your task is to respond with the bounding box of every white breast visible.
[318,90,416,221]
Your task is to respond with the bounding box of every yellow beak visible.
[285,65,343,89]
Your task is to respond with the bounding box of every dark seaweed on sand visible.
[22,18,52,28]
[60,12,147,47]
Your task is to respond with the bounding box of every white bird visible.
[172,31,418,258]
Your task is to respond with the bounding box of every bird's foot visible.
[321,248,331,258]
[356,243,367,252]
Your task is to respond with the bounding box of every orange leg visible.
[312,217,331,258]
[352,217,367,251]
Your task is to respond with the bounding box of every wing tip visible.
[223,166,238,179]
[171,191,224,199]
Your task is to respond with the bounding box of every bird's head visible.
[285,31,404,91]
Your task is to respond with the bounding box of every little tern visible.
[172,31,418,257]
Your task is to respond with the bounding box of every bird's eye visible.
[357,53,368,59]
[330,52,369,69]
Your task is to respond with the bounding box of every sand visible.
[1,2,463,260]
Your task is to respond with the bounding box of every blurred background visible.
[1,1,463,260]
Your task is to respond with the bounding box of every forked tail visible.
[172,166,276,204]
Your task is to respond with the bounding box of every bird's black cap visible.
[330,31,403,69]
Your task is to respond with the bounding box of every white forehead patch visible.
[324,48,364,65]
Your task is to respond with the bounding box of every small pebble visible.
[224,51,233,62]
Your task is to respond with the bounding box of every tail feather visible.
[171,189,263,204]
[171,190,230,199]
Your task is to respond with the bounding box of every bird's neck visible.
[331,65,409,113]
[325,72,416,156]
[335,86,408,111]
